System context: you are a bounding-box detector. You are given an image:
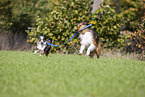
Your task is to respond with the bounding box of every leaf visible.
[127,42,131,45]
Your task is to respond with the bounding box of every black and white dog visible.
[34,35,52,56]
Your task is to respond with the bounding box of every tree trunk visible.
[91,0,104,13]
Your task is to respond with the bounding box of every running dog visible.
[34,35,47,56]
[78,21,101,58]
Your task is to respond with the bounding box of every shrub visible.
[124,20,145,60]
[26,0,124,54]
[90,5,124,48]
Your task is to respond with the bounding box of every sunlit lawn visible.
[0,51,145,97]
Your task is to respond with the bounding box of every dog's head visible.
[38,35,46,44]
[77,21,89,33]
[46,38,53,44]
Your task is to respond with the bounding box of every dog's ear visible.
[78,22,83,31]
[44,35,47,40]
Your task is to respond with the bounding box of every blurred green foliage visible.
[0,0,56,33]
[0,0,13,32]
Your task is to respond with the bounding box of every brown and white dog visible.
[78,21,101,58]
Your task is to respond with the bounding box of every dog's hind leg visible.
[89,50,96,58]
[96,42,101,59]
[45,52,49,56]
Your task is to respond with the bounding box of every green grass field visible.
[0,51,145,97]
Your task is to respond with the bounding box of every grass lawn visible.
[0,51,145,97]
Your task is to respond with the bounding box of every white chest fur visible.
[79,31,93,46]
[79,31,96,56]
[37,42,47,51]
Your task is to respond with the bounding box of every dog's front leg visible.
[34,50,39,54]
[79,45,85,55]
[86,44,96,56]
[40,51,44,56]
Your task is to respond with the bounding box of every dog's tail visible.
[93,31,101,58]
